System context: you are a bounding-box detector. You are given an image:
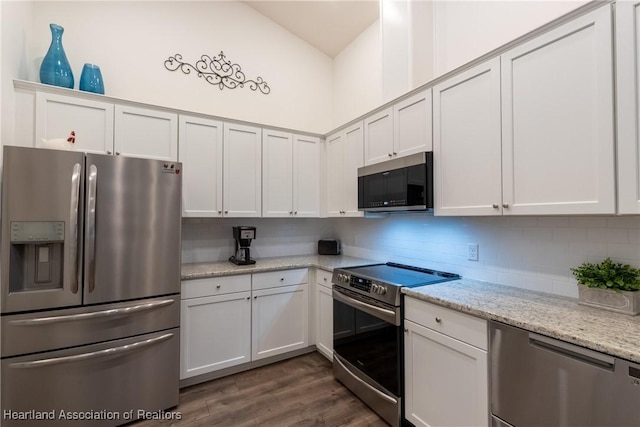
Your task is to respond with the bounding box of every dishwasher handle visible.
[529,332,615,370]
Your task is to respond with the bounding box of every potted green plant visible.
[571,257,640,315]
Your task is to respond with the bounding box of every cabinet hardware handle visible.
[289,211,293,215]
[294,211,298,215]
[280,277,284,281]
[404,328,408,333]
[107,150,112,155]
[492,204,499,209]
[115,152,120,156]
[502,203,509,209]
[435,317,442,323]
[323,277,327,281]
[246,296,250,300]
[224,210,228,214]
[393,152,397,156]
[216,285,221,289]
[218,211,222,214]
[388,153,393,157]
[254,296,257,299]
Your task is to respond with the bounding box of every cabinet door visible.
[293,135,321,217]
[434,58,502,216]
[114,105,178,161]
[326,132,346,217]
[262,129,293,217]
[501,5,615,215]
[364,107,394,165]
[252,284,309,361]
[344,122,365,216]
[394,89,433,157]
[616,1,640,214]
[315,282,333,360]
[180,291,251,379]
[404,320,488,427]
[223,123,262,217]
[178,115,223,217]
[35,92,114,154]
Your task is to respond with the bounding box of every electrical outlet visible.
[468,243,479,261]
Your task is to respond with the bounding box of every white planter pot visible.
[577,283,640,315]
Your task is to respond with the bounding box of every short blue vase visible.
[79,63,105,94]
[40,23,74,89]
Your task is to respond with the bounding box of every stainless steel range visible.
[332,262,460,427]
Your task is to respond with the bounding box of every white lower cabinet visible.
[252,283,309,361]
[180,275,252,379]
[314,269,334,360]
[404,297,488,427]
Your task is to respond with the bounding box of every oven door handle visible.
[333,288,400,326]
[334,354,398,405]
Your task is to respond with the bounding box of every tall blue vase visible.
[39,24,74,89]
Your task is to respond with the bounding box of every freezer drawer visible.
[1,295,180,357]
[490,321,640,427]
[1,328,179,427]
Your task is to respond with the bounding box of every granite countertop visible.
[403,278,640,364]
[181,255,377,280]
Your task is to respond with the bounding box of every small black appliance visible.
[229,226,256,265]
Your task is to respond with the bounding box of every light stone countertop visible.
[403,278,640,364]
[181,255,377,280]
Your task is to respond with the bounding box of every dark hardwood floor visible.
[131,352,388,427]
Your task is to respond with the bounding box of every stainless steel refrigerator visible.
[0,146,182,426]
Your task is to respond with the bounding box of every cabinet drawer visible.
[404,297,487,350]
[181,275,251,299]
[316,269,333,287]
[252,268,308,290]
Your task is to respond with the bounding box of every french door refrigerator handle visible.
[86,164,98,293]
[70,162,82,294]
[8,333,174,369]
[8,299,175,326]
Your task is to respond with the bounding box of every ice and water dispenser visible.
[9,221,65,293]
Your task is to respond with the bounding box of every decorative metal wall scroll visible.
[164,51,270,94]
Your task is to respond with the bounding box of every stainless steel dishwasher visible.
[490,321,640,427]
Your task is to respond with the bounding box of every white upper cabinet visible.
[393,89,433,157]
[434,58,502,216]
[326,121,364,217]
[364,91,432,166]
[292,134,321,217]
[501,5,615,215]
[179,115,223,217]
[262,130,320,217]
[364,107,394,165]
[223,122,262,217]
[262,129,294,217]
[114,105,178,161]
[35,92,114,154]
[616,1,640,214]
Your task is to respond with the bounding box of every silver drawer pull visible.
[435,317,442,323]
[10,333,174,368]
[9,299,175,326]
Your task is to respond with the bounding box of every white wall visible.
[1,1,33,153]
[434,0,589,76]
[331,20,383,129]
[11,1,333,134]
[182,218,335,264]
[334,215,640,299]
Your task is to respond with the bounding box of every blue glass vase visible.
[79,64,104,94]
[39,24,74,89]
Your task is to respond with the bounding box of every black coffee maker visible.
[229,226,256,265]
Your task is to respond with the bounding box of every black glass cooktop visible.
[343,262,460,288]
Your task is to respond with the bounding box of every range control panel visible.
[334,273,387,296]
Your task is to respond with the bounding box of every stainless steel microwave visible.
[357,152,433,212]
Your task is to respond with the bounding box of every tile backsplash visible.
[182,215,640,298]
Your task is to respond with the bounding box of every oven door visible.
[332,286,402,397]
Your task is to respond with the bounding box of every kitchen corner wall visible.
[334,215,640,299]
[181,218,334,265]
